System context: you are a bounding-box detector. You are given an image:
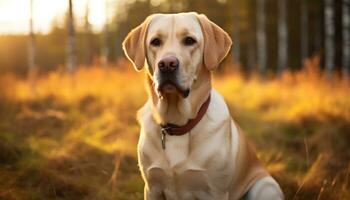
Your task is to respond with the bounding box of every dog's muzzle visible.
[157,56,190,98]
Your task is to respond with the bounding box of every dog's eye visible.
[183,36,197,46]
[150,38,161,47]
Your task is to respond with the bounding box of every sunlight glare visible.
[0,0,109,34]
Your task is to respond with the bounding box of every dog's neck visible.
[146,69,211,126]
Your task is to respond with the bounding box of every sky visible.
[0,0,113,34]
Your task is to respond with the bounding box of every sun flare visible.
[0,0,109,34]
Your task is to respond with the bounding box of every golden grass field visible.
[0,58,349,199]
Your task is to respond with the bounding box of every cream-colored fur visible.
[123,12,284,200]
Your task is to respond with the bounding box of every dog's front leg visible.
[144,186,167,200]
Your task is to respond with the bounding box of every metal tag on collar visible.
[161,127,170,149]
[161,131,166,149]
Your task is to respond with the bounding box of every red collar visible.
[160,95,211,149]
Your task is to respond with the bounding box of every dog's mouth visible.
[157,80,190,99]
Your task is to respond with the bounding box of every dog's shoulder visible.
[207,89,231,122]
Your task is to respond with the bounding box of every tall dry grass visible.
[0,58,349,199]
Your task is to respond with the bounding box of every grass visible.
[0,58,349,199]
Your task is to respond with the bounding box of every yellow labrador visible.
[123,12,284,200]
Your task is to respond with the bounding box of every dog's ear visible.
[122,15,153,71]
[196,14,232,71]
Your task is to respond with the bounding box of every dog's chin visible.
[157,81,190,99]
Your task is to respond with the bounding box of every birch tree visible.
[231,0,240,66]
[300,0,308,63]
[324,0,335,79]
[343,0,350,78]
[313,2,322,56]
[277,0,288,75]
[84,0,92,66]
[66,0,76,72]
[28,0,35,72]
[102,0,109,67]
[257,0,267,76]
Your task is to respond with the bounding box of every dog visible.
[123,12,284,200]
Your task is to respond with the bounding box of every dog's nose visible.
[158,56,179,73]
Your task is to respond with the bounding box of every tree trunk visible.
[102,0,109,67]
[84,0,92,66]
[28,0,35,72]
[277,0,288,75]
[324,0,335,79]
[343,0,350,78]
[257,0,267,77]
[247,38,256,77]
[232,0,240,66]
[314,8,322,56]
[300,0,308,64]
[66,0,76,72]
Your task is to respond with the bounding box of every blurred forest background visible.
[0,0,350,200]
[0,0,349,77]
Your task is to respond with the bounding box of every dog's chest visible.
[140,121,236,199]
[145,131,232,199]
[163,134,191,166]
[144,133,217,199]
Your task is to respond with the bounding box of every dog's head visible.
[123,12,232,98]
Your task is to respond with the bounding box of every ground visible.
[0,60,349,199]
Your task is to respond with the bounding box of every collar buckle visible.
[161,126,171,135]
